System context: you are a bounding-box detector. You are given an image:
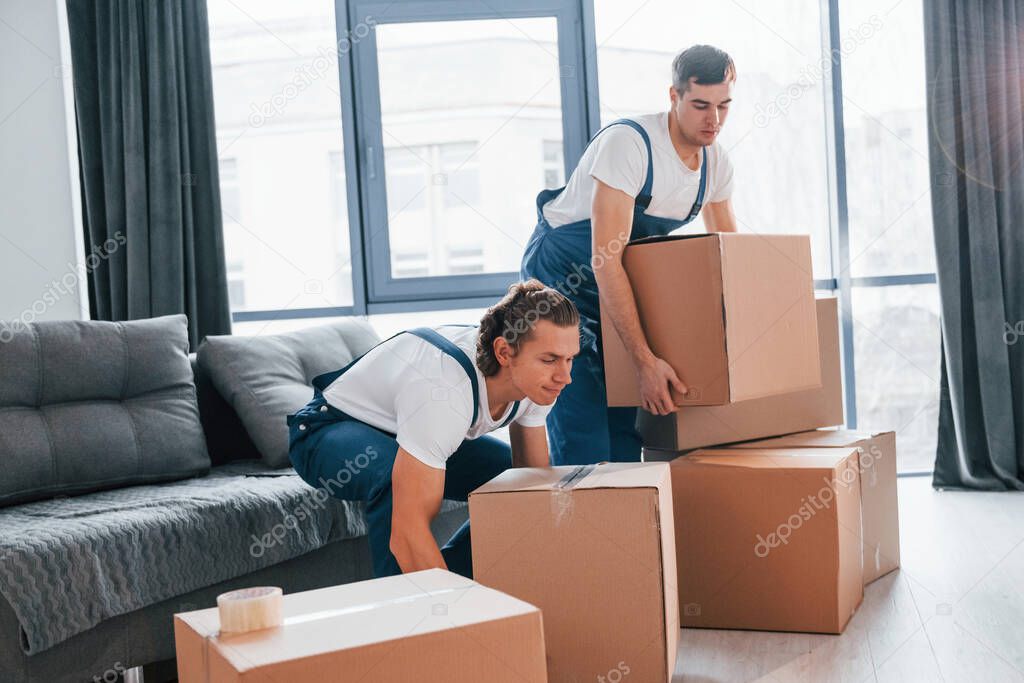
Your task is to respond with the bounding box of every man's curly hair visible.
[476,280,579,377]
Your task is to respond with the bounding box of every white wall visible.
[0,0,84,327]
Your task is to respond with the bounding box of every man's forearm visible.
[704,200,738,232]
[510,426,551,468]
[390,525,445,573]
[595,259,655,369]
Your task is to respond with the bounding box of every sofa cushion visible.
[0,461,467,670]
[0,461,463,655]
[197,319,380,468]
[190,354,261,465]
[0,315,210,507]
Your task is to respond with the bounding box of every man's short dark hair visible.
[672,45,736,92]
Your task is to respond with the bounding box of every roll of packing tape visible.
[217,586,283,634]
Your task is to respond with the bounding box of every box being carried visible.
[670,448,864,634]
[640,297,843,452]
[470,462,677,683]
[174,569,547,683]
[602,233,820,407]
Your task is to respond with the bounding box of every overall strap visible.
[407,327,480,427]
[437,324,519,427]
[498,400,521,428]
[411,326,521,429]
[590,118,655,209]
[681,146,709,225]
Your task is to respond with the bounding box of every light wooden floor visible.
[673,476,1024,682]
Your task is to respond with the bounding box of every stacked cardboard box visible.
[469,462,677,683]
[638,297,843,452]
[669,448,864,634]
[174,569,547,682]
[730,429,900,585]
[598,235,899,635]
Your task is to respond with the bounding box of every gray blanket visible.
[0,461,367,655]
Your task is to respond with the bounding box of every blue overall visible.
[520,118,707,465]
[287,326,520,579]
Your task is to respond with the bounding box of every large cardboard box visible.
[639,297,843,451]
[730,429,899,584]
[174,569,547,683]
[602,233,820,407]
[470,462,677,683]
[670,449,864,634]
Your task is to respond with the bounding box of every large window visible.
[840,0,940,472]
[374,19,555,283]
[211,0,943,473]
[383,140,484,278]
[853,285,941,472]
[207,0,354,314]
[218,157,246,308]
[355,6,589,303]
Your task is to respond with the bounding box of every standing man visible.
[521,44,738,465]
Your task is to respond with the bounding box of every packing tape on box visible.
[198,585,470,678]
[280,585,468,626]
[551,464,596,525]
[209,585,469,638]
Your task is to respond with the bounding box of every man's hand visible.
[389,448,446,573]
[638,356,688,415]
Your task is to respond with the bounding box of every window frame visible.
[348,0,596,305]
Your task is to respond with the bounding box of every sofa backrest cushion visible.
[0,315,211,507]
[196,319,381,468]
[190,354,262,465]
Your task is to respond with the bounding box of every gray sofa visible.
[0,320,468,683]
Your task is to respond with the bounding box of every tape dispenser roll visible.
[216,586,283,634]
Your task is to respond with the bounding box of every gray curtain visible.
[923,0,1024,490]
[66,0,231,349]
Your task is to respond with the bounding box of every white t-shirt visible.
[321,325,552,470]
[541,111,734,228]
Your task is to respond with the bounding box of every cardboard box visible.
[639,297,843,452]
[670,448,864,634]
[602,233,820,407]
[470,462,677,683]
[730,429,899,584]
[174,569,547,683]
